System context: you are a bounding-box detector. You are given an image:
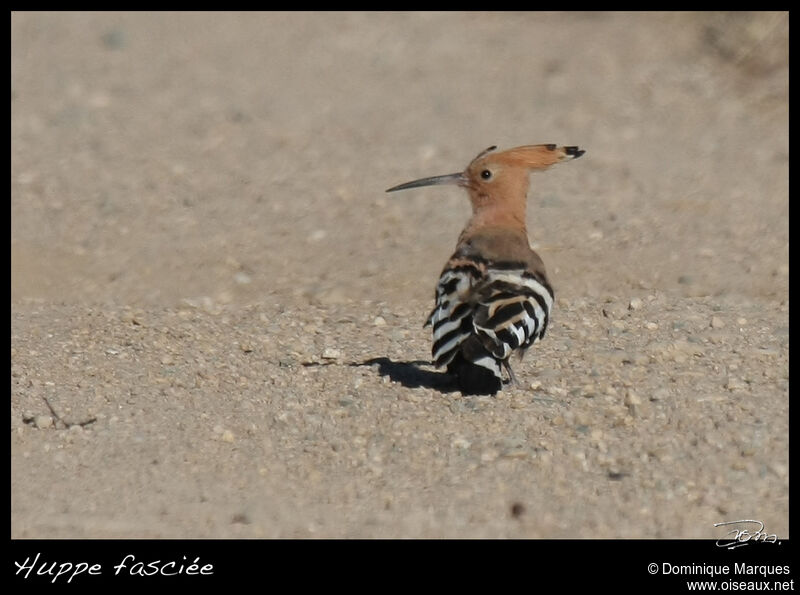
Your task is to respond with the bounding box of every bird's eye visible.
[481,169,492,180]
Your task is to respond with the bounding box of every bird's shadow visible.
[351,357,459,393]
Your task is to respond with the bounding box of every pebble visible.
[121,310,145,325]
[628,297,643,310]
[624,390,642,406]
[546,386,567,397]
[451,437,471,450]
[508,396,528,409]
[625,390,650,417]
[710,316,725,329]
[373,316,387,327]
[651,388,670,401]
[725,377,748,391]
[769,462,788,479]
[322,348,342,360]
[603,303,627,319]
[35,415,53,429]
[480,449,499,463]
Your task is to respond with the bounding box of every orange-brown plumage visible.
[387,144,584,395]
[460,144,583,236]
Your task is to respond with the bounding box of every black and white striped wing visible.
[426,261,553,370]
[472,269,554,361]
[426,265,482,369]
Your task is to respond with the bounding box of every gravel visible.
[11,294,788,538]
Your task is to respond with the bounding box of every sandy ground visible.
[11,11,788,538]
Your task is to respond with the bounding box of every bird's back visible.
[426,227,554,395]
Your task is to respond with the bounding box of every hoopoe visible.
[387,144,585,395]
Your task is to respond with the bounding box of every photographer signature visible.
[714,520,778,549]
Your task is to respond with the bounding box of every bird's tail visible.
[446,336,503,395]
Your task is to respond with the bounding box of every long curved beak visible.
[385,172,466,193]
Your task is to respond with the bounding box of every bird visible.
[386,144,585,395]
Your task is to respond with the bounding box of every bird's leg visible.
[502,360,520,387]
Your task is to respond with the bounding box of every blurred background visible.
[12,12,788,308]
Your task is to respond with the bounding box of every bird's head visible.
[386,144,584,216]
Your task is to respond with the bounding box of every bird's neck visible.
[463,201,527,238]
